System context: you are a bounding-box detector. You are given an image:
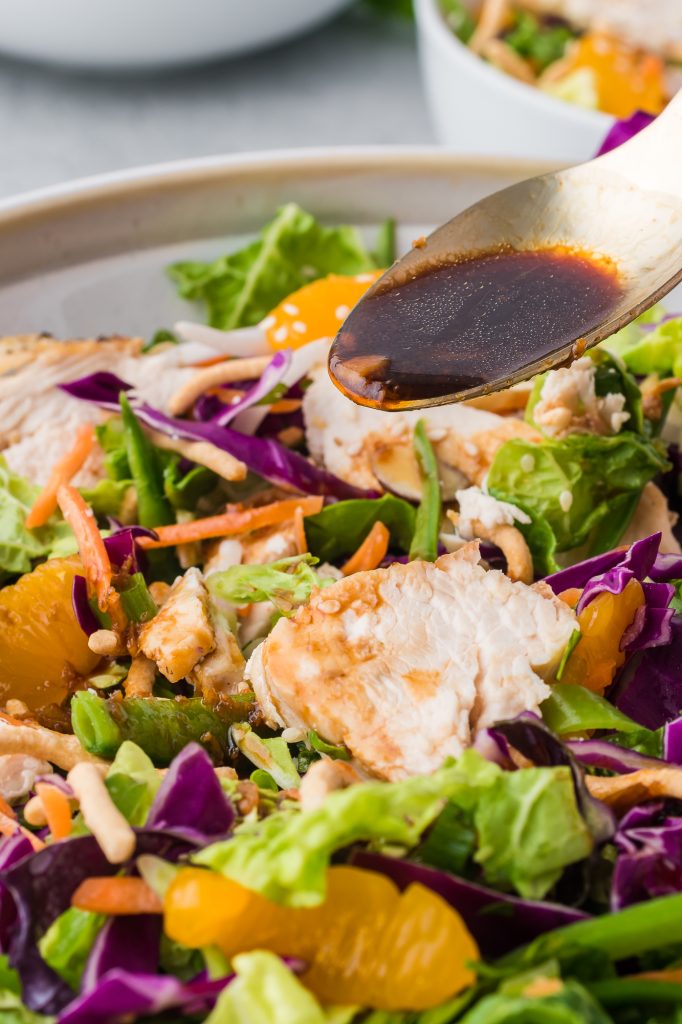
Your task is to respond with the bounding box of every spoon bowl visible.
[329,93,682,410]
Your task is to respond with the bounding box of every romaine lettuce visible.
[487,433,669,556]
[207,554,331,613]
[0,458,72,576]
[169,204,376,331]
[605,316,682,378]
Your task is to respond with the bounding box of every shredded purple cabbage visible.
[146,743,235,844]
[57,968,233,1024]
[60,372,376,500]
[612,803,682,910]
[595,111,655,156]
[547,534,675,652]
[566,738,665,774]
[104,523,157,575]
[664,717,682,765]
[80,915,162,992]
[71,575,100,637]
[214,350,292,428]
[0,833,33,954]
[351,850,589,958]
[614,615,682,729]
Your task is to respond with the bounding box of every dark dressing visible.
[328,247,622,408]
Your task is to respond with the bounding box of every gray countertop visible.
[0,8,434,200]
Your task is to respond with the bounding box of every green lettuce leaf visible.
[541,683,642,736]
[104,740,161,825]
[231,724,301,790]
[304,494,416,563]
[487,433,669,556]
[80,478,134,519]
[207,554,331,614]
[0,989,54,1024]
[37,906,104,990]
[605,316,682,377]
[473,764,593,899]
[168,204,376,331]
[0,457,73,576]
[196,749,591,905]
[205,951,354,1024]
[458,980,611,1024]
[195,750,499,907]
[504,9,573,72]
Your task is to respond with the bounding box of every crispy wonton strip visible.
[168,355,273,416]
[0,715,106,772]
[68,762,135,865]
[586,767,682,812]
[145,429,246,482]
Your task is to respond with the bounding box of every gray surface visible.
[0,8,433,200]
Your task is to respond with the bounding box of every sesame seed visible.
[292,321,308,334]
[335,305,350,321]
[559,490,573,512]
[356,273,375,283]
[283,303,299,316]
[261,314,276,329]
[520,454,535,473]
[464,441,479,456]
[427,428,446,442]
[318,599,341,615]
[273,326,289,344]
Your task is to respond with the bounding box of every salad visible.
[3,184,682,1024]
[440,0,681,118]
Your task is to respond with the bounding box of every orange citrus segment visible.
[164,865,478,1010]
[263,272,383,351]
[0,557,101,709]
[561,578,644,694]
[565,34,666,118]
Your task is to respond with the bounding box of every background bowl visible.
[0,0,354,70]
[415,0,612,163]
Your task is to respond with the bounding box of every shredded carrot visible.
[72,876,163,915]
[293,506,308,555]
[0,795,15,819]
[341,521,390,576]
[35,782,72,841]
[0,811,45,851]
[630,969,682,983]
[268,398,303,415]
[558,587,582,608]
[138,496,324,550]
[26,424,95,530]
[56,485,113,612]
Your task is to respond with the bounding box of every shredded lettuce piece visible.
[0,457,72,576]
[104,740,161,825]
[231,724,301,790]
[168,204,376,331]
[207,554,331,614]
[205,951,353,1024]
[606,316,682,378]
[196,749,591,905]
[487,433,669,557]
[37,907,104,991]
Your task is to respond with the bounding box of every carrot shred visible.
[72,876,163,915]
[0,795,15,819]
[26,424,95,530]
[0,812,45,851]
[56,485,113,612]
[35,782,73,841]
[341,521,390,576]
[138,496,325,550]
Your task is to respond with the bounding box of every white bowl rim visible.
[0,145,562,226]
[416,0,613,132]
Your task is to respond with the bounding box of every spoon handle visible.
[597,90,682,199]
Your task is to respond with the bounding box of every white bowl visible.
[415,0,613,162]
[0,0,353,70]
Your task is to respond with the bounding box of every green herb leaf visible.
[168,203,376,331]
[304,493,416,563]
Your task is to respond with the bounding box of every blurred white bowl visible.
[415,0,613,162]
[0,0,354,70]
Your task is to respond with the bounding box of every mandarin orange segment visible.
[566,34,666,118]
[0,557,101,709]
[561,578,644,694]
[263,272,383,351]
[164,865,478,1011]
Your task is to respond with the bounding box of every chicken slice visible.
[188,605,246,700]
[139,568,215,683]
[246,544,576,780]
[303,364,540,490]
[0,335,203,484]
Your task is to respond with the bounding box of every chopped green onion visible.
[409,419,442,562]
[119,572,157,624]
